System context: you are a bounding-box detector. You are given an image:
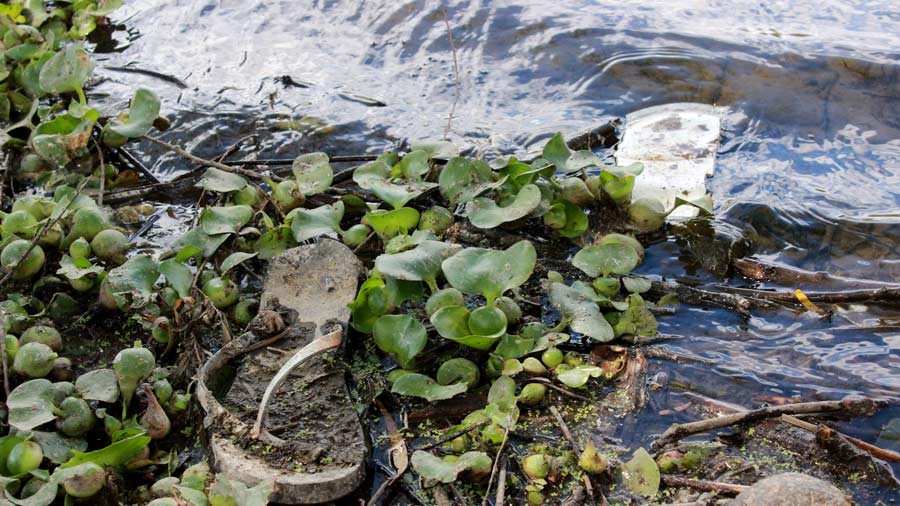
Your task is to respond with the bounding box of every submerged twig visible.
[414,419,488,452]
[716,284,900,306]
[660,475,749,496]
[653,397,883,449]
[481,418,511,506]
[495,455,508,506]
[734,257,900,290]
[550,406,595,501]
[780,414,900,463]
[527,377,594,403]
[142,135,282,183]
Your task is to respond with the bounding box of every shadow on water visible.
[87,0,900,502]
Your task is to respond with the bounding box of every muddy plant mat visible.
[198,240,367,504]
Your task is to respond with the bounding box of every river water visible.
[92,0,900,501]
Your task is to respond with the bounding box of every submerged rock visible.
[731,473,851,506]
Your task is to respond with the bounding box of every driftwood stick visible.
[550,406,595,501]
[780,414,900,463]
[142,135,282,182]
[481,420,511,506]
[495,455,507,506]
[528,377,594,403]
[716,284,900,305]
[414,420,488,452]
[661,475,749,496]
[734,257,900,290]
[653,397,882,449]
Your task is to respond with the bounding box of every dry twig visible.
[654,397,882,449]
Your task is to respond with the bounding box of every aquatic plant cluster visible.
[0,1,714,504]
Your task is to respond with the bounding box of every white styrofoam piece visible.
[615,103,723,218]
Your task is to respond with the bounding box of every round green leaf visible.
[621,448,660,497]
[106,88,161,138]
[365,208,420,239]
[465,184,541,229]
[438,157,498,205]
[39,44,93,95]
[289,202,344,243]
[572,242,641,277]
[441,240,536,303]
[200,205,253,236]
[7,379,56,431]
[75,368,119,403]
[548,282,614,342]
[197,168,248,193]
[557,365,603,388]
[374,240,461,287]
[410,451,491,483]
[391,373,467,402]
[373,314,427,369]
[292,152,333,196]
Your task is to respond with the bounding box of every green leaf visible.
[374,241,461,289]
[465,184,541,229]
[494,334,535,360]
[365,207,419,240]
[7,379,56,431]
[39,44,93,95]
[289,202,344,242]
[397,150,430,181]
[56,255,103,281]
[159,259,192,298]
[441,240,536,303]
[674,194,714,215]
[105,255,159,309]
[410,141,459,160]
[291,152,332,196]
[75,368,119,403]
[209,475,274,506]
[348,274,388,334]
[31,431,87,465]
[354,159,436,209]
[557,365,603,388]
[31,110,98,166]
[176,485,209,506]
[487,375,517,412]
[542,132,571,173]
[197,168,248,193]
[430,306,502,351]
[565,150,603,174]
[411,451,491,483]
[572,242,642,277]
[554,200,588,238]
[548,282,614,342]
[106,88,160,138]
[430,305,470,340]
[595,162,643,204]
[200,205,253,236]
[220,252,257,274]
[612,295,658,337]
[621,448,660,497]
[373,314,426,369]
[622,276,651,294]
[391,373,467,402]
[60,434,151,470]
[253,225,294,260]
[170,227,229,259]
[438,157,500,205]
